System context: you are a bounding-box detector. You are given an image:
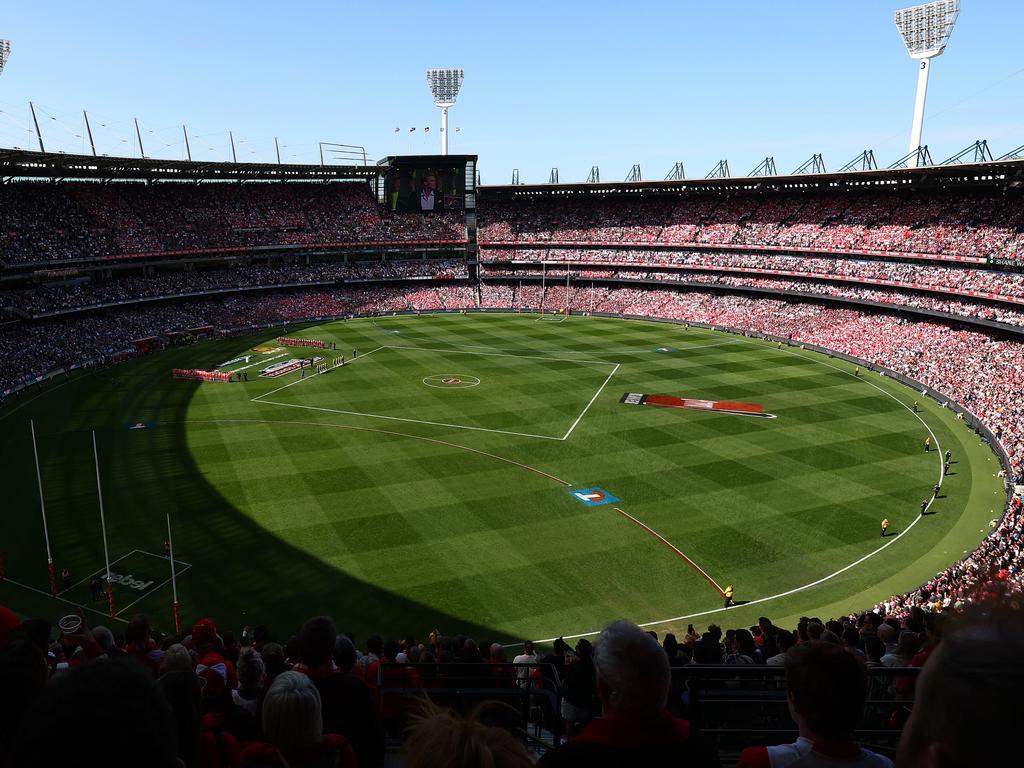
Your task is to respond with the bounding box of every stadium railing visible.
[677,665,920,765]
[374,661,920,765]
[375,661,563,752]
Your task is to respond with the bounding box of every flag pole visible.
[30,420,58,595]
[166,512,181,635]
[92,431,116,618]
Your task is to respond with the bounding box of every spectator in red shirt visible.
[123,613,164,676]
[192,617,238,699]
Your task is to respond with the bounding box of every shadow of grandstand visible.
[0,337,508,645]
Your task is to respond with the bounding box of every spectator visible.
[511,640,537,689]
[559,638,596,738]
[539,620,715,767]
[766,630,796,666]
[234,647,265,716]
[736,642,894,767]
[293,617,383,768]
[13,657,180,768]
[896,608,1024,768]
[403,701,534,768]
[243,670,357,768]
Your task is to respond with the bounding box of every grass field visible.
[0,312,1004,644]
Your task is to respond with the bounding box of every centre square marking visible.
[252,345,621,441]
[571,487,620,506]
[422,373,481,389]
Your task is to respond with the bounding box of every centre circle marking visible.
[422,374,481,389]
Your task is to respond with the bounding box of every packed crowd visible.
[1,260,468,317]
[480,263,1024,328]
[0,183,466,265]
[478,190,1024,260]
[2,600,1021,767]
[481,249,1024,300]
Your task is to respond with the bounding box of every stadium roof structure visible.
[479,157,1024,200]
[0,148,384,183]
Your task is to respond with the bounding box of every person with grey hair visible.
[538,620,715,767]
[233,647,265,715]
[160,643,194,675]
[91,626,123,658]
[241,670,357,767]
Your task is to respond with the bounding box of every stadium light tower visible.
[426,68,464,155]
[894,1,959,167]
[0,39,11,76]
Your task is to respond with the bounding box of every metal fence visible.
[375,661,919,764]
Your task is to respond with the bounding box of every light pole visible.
[894,1,959,167]
[0,39,11,76]
[426,68,464,156]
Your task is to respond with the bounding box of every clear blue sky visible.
[0,1,1021,183]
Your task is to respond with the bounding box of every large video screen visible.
[385,159,465,213]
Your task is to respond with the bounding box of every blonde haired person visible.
[242,671,356,768]
[404,701,533,768]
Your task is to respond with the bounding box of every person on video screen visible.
[409,173,443,212]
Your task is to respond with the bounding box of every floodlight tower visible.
[894,1,959,167]
[0,39,11,76]
[426,68,464,155]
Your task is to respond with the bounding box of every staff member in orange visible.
[880,518,889,538]
[723,584,735,608]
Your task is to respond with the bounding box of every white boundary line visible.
[562,363,620,440]
[62,550,138,594]
[187,417,574,486]
[115,563,194,616]
[251,346,385,402]
[254,400,565,441]
[224,352,287,373]
[15,548,195,622]
[421,374,482,389]
[0,576,129,624]
[254,344,619,441]
[134,549,193,569]
[527,343,947,643]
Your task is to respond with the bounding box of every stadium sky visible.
[0,1,1021,184]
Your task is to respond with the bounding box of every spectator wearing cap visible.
[539,620,715,767]
[192,617,238,698]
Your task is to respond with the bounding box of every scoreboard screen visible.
[384,157,466,213]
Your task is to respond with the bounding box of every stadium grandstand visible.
[4,3,1024,767]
